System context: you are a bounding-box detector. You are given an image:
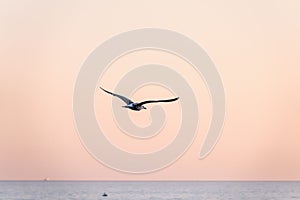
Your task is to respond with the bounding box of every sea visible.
[0,181,300,200]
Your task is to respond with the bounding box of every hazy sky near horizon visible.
[1,0,300,180]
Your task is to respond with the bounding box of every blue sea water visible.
[0,181,300,200]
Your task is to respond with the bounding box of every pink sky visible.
[0,1,300,180]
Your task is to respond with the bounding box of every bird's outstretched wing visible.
[137,97,179,106]
[100,87,133,105]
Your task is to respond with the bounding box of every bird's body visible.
[122,102,144,111]
[100,87,179,111]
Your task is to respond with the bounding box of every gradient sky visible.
[0,0,300,180]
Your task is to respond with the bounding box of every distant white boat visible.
[102,193,108,197]
[43,177,50,181]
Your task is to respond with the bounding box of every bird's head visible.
[142,106,147,109]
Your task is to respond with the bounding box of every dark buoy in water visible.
[102,193,108,197]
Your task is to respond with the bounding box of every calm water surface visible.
[0,181,299,200]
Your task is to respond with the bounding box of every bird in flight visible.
[100,87,179,111]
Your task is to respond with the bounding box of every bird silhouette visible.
[100,87,179,111]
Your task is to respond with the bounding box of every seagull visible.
[100,87,179,111]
